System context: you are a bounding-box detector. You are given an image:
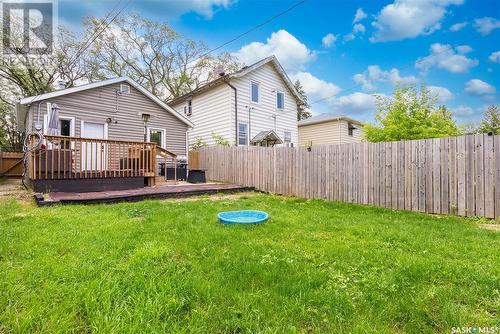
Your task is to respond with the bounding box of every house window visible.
[60,119,71,136]
[284,131,291,142]
[238,123,248,146]
[60,119,72,148]
[284,131,292,147]
[276,91,284,110]
[348,122,355,137]
[185,99,192,116]
[251,82,259,103]
[120,84,130,94]
[148,128,166,148]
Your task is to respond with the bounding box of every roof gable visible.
[19,77,193,127]
[169,55,304,106]
[231,56,303,103]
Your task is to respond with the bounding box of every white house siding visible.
[171,83,233,147]
[298,121,342,146]
[298,119,363,146]
[27,82,189,155]
[339,120,363,143]
[231,63,298,147]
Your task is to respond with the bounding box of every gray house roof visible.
[169,55,305,106]
[17,77,194,128]
[298,114,364,127]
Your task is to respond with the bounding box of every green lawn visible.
[0,193,498,333]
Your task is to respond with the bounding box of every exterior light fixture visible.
[141,113,151,142]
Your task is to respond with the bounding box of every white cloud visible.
[451,105,489,123]
[474,17,500,35]
[353,8,368,23]
[232,30,315,71]
[452,105,475,116]
[415,43,478,73]
[344,24,366,42]
[456,45,472,54]
[464,79,496,96]
[290,71,341,102]
[449,21,468,31]
[489,51,500,63]
[163,0,234,19]
[322,33,338,48]
[428,85,454,103]
[343,33,355,42]
[343,8,369,42]
[328,92,383,119]
[370,0,464,42]
[353,65,417,91]
[353,23,366,34]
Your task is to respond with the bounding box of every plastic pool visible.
[218,210,269,225]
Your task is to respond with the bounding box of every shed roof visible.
[298,113,364,127]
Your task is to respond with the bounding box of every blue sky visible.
[58,0,499,124]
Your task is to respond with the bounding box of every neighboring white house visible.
[298,114,364,146]
[169,56,304,147]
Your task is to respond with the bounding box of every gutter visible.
[223,79,238,146]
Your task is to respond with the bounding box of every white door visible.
[81,122,106,171]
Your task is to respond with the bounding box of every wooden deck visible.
[35,182,253,205]
[27,134,180,192]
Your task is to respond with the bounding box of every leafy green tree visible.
[190,137,208,150]
[364,85,460,142]
[211,133,230,146]
[294,80,312,121]
[476,105,499,135]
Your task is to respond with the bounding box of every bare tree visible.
[84,13,240,101]
[0,21,90,150]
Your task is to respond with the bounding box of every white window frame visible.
[120,84,130,94]
[276,90,285,110]
[284,130,292,142]
[43,108,75,137]
[284,130,292,147]
[250,81,259,104]
[348,122,355,137]
[147,127,167,148]
[238,122,249,146]
[43,103,76,149]
[186,99,192,116]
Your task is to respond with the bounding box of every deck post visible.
[174,157,177,185]
[151,145,156,187]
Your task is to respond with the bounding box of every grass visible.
[0,193,498,333]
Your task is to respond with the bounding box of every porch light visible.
[142,113,151,142]
[141,113,151,124]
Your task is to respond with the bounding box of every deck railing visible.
[28,135,163,180]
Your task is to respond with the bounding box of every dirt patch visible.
[0,179,32,201]
[479,224,500,231]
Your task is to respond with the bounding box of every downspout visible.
[223,79,238,146]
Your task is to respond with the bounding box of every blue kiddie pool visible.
[218,210,269,225]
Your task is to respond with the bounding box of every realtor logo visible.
[1,0,56,55]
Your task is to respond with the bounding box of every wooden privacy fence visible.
[198,134,500,219]
[0,152,24,178]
